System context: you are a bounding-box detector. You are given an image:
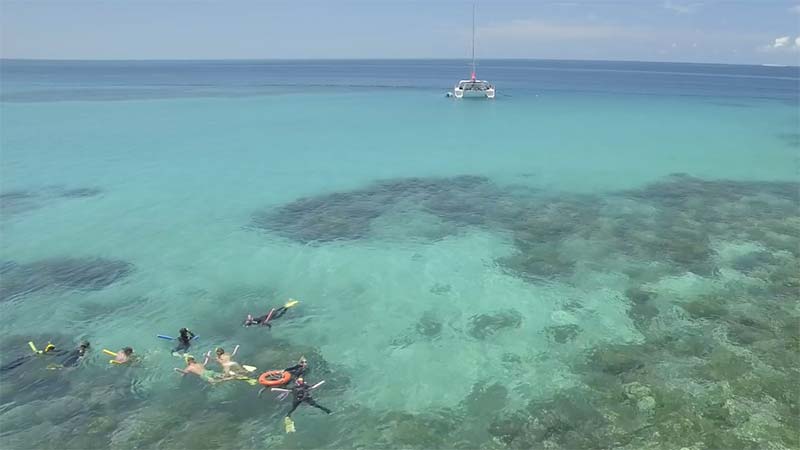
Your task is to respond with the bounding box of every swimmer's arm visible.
[174,368,188,376]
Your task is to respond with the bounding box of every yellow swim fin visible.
[110,360,123,365]
[28,341,38,353]
[235,377,258,385]
[284,416,296,433]
[103,349,118,357]
[284,299,299,308]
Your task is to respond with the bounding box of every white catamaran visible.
[452,4,495,99]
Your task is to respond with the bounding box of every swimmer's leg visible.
[287,399,302,417]
[306,398,332,414]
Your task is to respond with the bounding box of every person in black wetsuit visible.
[2,341,90,371]
[60,341,91,367]
[243,299,299,328]
[284,357,308,379]
[286,378,331,418]
[171,328,195,354]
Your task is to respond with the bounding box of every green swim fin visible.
[284,299,299,308]
[284,416,296,433]
[236,376,258,385]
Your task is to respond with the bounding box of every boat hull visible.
[453,87,495,99]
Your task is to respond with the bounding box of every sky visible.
[1,1,799,65]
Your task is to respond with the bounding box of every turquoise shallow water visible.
[0,60,798,449]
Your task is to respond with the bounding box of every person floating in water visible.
[113,347,134,364]
[284,356,309,379]
[41,341,90,370]
[286,377,331,418]
[243,299,299,328]
[174,355,233,384]
[60,341,91,367]
[213,346,251,376]
[172,328,195,354]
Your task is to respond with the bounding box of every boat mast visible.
[471,2,476,80]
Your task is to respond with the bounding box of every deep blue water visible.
[3,59,798,101]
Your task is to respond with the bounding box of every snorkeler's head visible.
[79,341,90,349]
[123,347,133,355]
[185,355,196,363]
[215,347,225,356]
[44,343,56,353]
[179,328,189,334]
[296,377,304,385]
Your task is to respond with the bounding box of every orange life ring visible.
[258,370,291,387]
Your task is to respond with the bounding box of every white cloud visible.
[790,5,800,14]
[663,1,702,14]
[478,19,645,41]
[759,35,800,52]
[774,36,791,48]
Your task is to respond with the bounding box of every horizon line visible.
[2,57,797,68]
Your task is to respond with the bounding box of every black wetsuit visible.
[172,330,195,353]
[284,363,308,379]
[245,306,289,328]
[286,382,331,417]
[60,347,88,367]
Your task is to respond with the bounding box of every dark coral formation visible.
[251,175,500,243]
[0,190,40,215]
[468,310,523,339]
[415,313,443,339]
[254,173,798,282]
[0,257,133,302]
[57,187,103,198]
[0,186,103,217]
[545,324,581,344]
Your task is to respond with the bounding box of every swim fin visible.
[235,377,258,386]
[28,341,38,353]
[284,299,299,308]
[103,349,118,357]
[242,365,257,372]
[284,416,296,433]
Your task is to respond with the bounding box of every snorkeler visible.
[286,378,331,417]
[171,328,195,354]
[60,341,91,367]
[113,347,134,364]
[243,299,299,328]
[174,355,233,384]
[213,346,253,376]
[283,356,309,379]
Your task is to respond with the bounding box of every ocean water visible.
[0,59,798,449]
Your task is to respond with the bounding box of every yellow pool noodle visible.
[103,349,118,357]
